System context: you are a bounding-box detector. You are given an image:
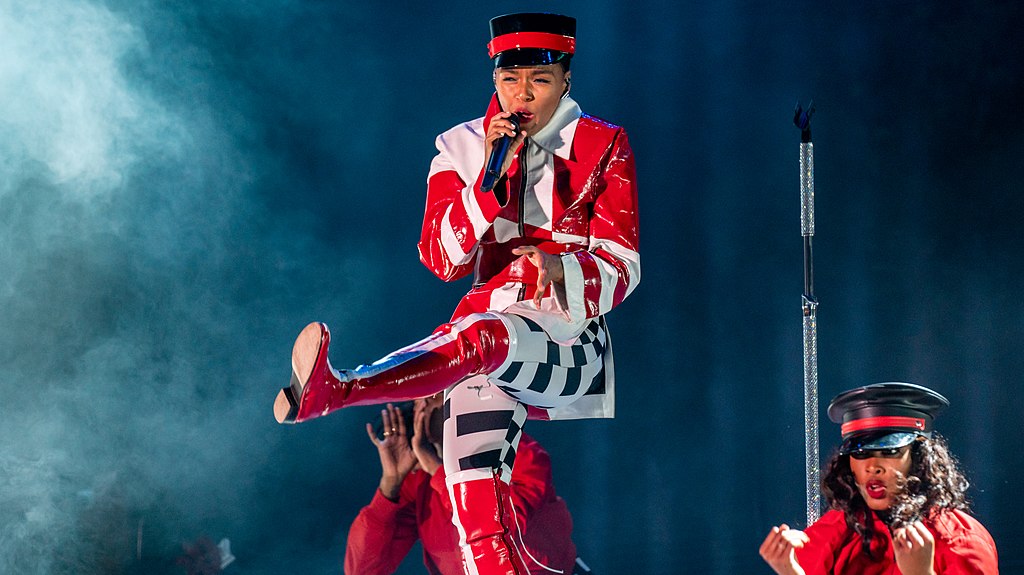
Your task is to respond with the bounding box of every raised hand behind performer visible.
[365,403,417,501]
[346,395,580,575]
[410,397,442,476]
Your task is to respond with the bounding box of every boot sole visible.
[274,322,327,424]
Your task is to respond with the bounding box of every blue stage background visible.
[1,1,1021,573]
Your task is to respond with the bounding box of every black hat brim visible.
[494,49,571,68]
[840,431,921,455]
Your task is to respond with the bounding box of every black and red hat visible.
[827,382,949,455]
[488,13,576,68]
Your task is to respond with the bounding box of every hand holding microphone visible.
[481,112,526,192]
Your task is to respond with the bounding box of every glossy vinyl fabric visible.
[291,315,512,423]
[419,94,639,420]
[343,433,576,575]
[420,96,639,289]
[451,472,530,575]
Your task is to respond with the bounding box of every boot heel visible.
[274,322,329,424]
[273,385,299,424]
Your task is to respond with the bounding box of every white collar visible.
[528,96,582,160]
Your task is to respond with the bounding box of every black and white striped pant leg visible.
[442,375,528,484]
[489,314,607,410]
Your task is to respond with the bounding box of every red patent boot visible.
[274,322,344,424]
[274,315,512,424]
[449,471,531,575]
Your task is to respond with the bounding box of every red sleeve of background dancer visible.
[429,464,453,512]
[343,484,421,575]
[792,510,846,575]
[511,435,577,572]
[931,510,1000,574]
[508,435,553,523]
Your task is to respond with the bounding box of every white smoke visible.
[0,1,367,572]
[0,1,153,189]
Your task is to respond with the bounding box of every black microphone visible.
[480,113,520,193]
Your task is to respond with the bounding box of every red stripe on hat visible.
[842,415,926,436]
[488,32,576,58]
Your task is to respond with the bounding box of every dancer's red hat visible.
[827,382,949,455]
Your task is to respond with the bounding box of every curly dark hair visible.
[821,434,971,558]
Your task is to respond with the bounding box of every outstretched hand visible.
[411,405,442,476]
[759,524,809,575]
[512,245,564,308]
[365,403,417,501]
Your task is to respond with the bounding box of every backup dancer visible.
[344,398,578,575]
[760,382,998,574]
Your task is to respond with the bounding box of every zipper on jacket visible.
[517,139,528,238]
[516,139,529,303]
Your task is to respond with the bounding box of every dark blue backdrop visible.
[0,1,1021,573]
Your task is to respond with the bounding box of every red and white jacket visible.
[418,95,640,419]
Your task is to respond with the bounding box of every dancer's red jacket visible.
[795,508,998,574]
[344,434,576,575]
